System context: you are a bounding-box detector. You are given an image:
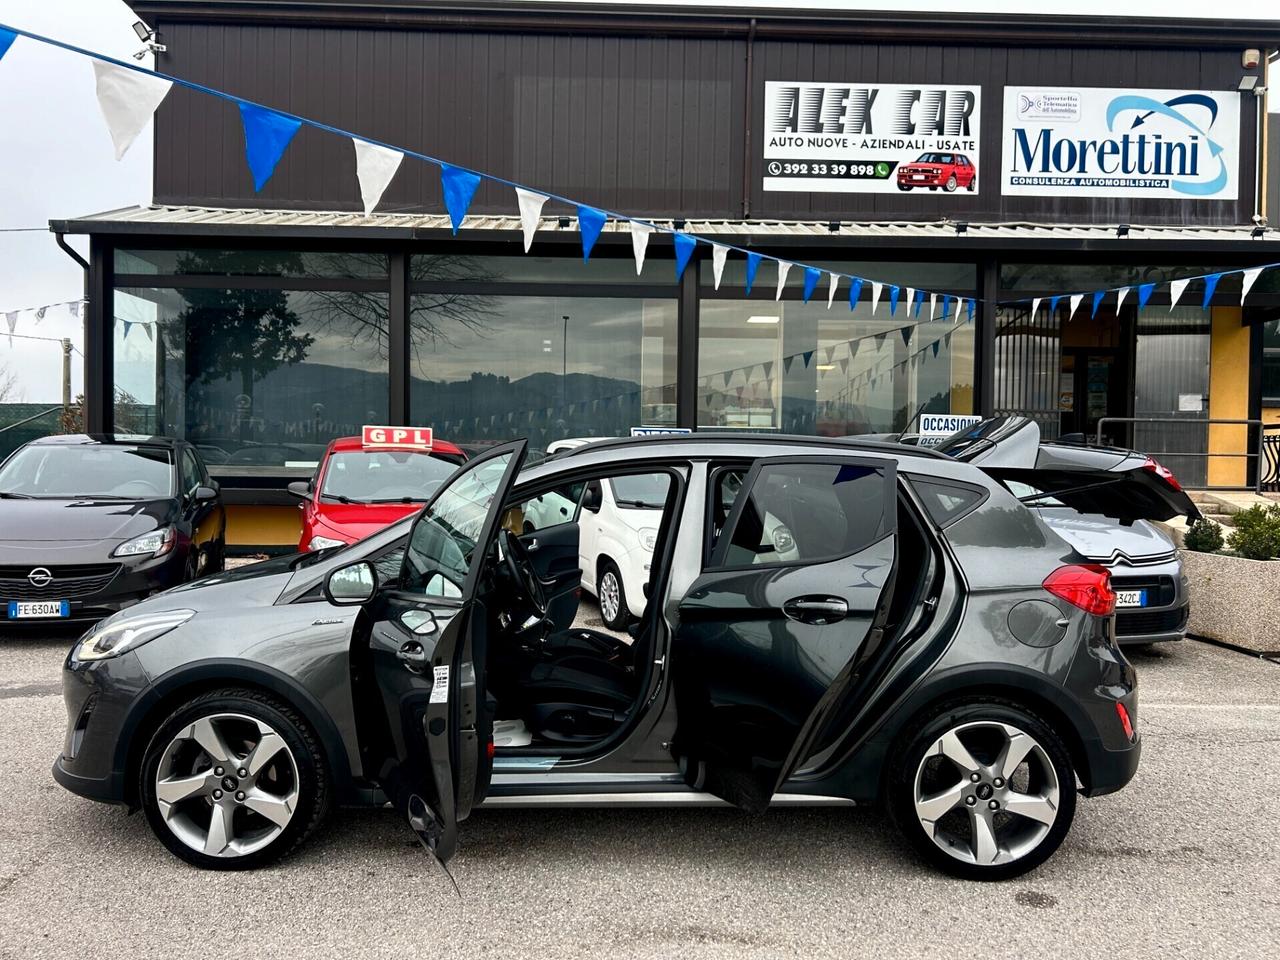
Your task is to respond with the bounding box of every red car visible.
[288,427,466,552]
[896,152,977,192]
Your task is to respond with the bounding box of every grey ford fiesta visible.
[52,431,1195,879]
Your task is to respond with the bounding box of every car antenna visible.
[902,400,931,435]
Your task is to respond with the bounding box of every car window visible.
[320,451,459,504]
[1002,478,1064,507]
[504,481,585,534]
[707,465,749,558]
[711,460,891,569]
[609,474,670,509]
[908,477,988,527]
[180,450,202,494]
[0,444,174,499]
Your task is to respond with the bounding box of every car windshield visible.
[609,473,670,509]
[320,450,462,503]
[401,451,513,597]
[0,444,173,499]
[915,153,954,163]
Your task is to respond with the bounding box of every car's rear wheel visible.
[966,177,976,192]
[887,699,1076,880]
[597,561,630,630]
[944,174,958,192]
[139,688,329,870]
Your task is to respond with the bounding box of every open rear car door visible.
[935,416,1200,524]
[671,455,899,812]
[341,439,526,863]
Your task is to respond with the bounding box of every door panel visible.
[520,522,581,632]
[672,456,897,813]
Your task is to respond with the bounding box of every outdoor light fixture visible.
[1116,224,1130,238]
[673,218,686,230]
[130,20,166,58]
[558,216,570,229]
[955,221,969,235]
[747,316,780,324]
[132,21,154,42]
[827,221,841,232]
[1238,76,1259,92]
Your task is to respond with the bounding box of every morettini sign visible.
[1001,87,1240,200]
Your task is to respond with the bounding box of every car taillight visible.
[1142,456,1183,492]
[1115,702,1135,741]
[1042,563,1116,616]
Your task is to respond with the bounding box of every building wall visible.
[1207,306,1251,487]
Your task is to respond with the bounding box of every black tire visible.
[966,177,976,192]
[886,697,1077,881]
[139,688,330,870]
[596,560,630,631]
[897,183,911,192]
[944,174,958,192]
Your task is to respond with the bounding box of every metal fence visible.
[1096,417,1264,493]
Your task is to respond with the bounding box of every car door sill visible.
[479,790,856,808]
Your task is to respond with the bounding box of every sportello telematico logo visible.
[1010,92,1230,196]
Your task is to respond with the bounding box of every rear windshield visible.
[320,451,462,504]
[0,444,173,499]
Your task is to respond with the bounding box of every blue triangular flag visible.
[1049,295,1061,316]
[673,232,697,281]
[1136,282,1156,312]
[803,350,814,368]
[802,267,821,304]
[932,340,940,358]
[941,295,952,320]
[901,326,911,346]
[889,285,900,316]
[848,277,864,310]
[122,321,133,339]
[441,164,482,235]
[914,291,924,318]
[744,253,762,296]
[0,28,17,61]
[577,205,607,262]
[1202,273,1222,309]
[238,102,302,192]
[966,298,975,324]
[1091,290,1105,319]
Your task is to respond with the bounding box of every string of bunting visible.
[2,298,83,346]
[0,23,1276,324]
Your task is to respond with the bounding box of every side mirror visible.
[324,560,377,606]
[287,480,311,499]
[582,482,602,513]
[194,485,218,503]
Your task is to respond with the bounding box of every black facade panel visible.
[151,20,1255,226]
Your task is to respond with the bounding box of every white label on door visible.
[430,665,450,703]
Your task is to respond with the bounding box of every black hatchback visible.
[0,434,226,628]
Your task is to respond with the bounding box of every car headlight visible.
[112,526,176,558]
[638,527,658,552]
[308,535,347,551]
[75,609,195,661]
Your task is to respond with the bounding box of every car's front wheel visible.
[887,699,1076,880]
[944,174,958,192]
[139,688,330,870]
[597,561,630,631]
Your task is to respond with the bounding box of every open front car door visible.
[337,439,526,863]
[671,455,899,812]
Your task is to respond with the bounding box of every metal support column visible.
[976,257,999,418]
[388,251,410,425]
[84,239,113,434]
[676,256,700,430]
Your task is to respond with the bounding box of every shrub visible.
[1183,518,1224,553]
[1226,504,1280,561]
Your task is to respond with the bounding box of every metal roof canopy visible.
[51,205,1280,257]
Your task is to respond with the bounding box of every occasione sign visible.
[762,82,982,194]
[1001,86,1240,200]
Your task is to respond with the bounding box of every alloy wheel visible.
[912,720,1060,867]
[154,712,300,859]
[599,570,621,624]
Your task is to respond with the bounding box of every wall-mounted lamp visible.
[557,216,571,229]
[1116,224,1130,238]
[827,221,841,233]
[954,221,969,235]
[131,20,166,59]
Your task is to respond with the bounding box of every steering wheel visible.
[498,529,549,627]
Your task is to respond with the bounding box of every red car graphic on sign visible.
[896,152,977,192]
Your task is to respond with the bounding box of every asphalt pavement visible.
[1,632,1277,960]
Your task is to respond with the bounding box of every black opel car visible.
[0,434,226,628]
[53,433,1194,879]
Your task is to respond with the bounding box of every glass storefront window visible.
[1133,308,1211,487]
[409,295,676,450]
[116,249,389,279]
[115,286,388,475]
[411,254,670,285]
[698,296,974,436]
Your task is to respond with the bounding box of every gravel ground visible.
[0,632,1277,960]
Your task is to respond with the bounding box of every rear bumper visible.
[1080,734,1142,797]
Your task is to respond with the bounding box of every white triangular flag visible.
[1116,287,1130,312]
[69,301,81,319]
[1241,267,1264,304]
[515,188,548,253]
[871,282,883,316]
[92,60,173,161]
[827,273,839,309]
[1068,294,1083,321]
[4,312,15,335]
[928,292,937,320]
[1169,278,1190,311]
[711,244,728,289]
[774,261,792,301]
[905,288,915,317]
[1030,297,1041,319]
[352,139,404,215]
[629,221,653,275]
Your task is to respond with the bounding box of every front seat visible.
[521,653,636,743]
[539,627,632,664]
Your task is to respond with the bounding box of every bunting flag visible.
[889,285,900,316]
[1241,266,1263,303]
[932,340,940,358]
[802,267,820,304]
[914,290,925,319]
[762,360,774,379]
[838,357,849,374]
[901,326,911,346]
[874,331,887,349]
[122,320,133,339]
[802,350,814,367]
[34,306,45,322]
[1030,297,1041,319]
[775,261,792,301]
[1068,294,1084,322]
[1136,282,1156,313]
[352,139,404,215]
[848,277,863,311]
[4,312,15,334]
[628,220,652,274]
[577,205,607,262]
[516,188,548,253]
[0,28,16,62]
[1169,277,1190,311]
[70,301,81,319]
[1202,273,1222,309]
[673,232,696,281]
[1048,295,1061,317]
[745,253,761,296]
[871,282,883,316]
[941,295,951,321]
[1091,290,1105,319]
[827,272,839,309]
[905,288,915,318]
[1116,286,1130,312]
[440,164,482,234]
[92,61,172,161]
[928,292,937,321]
[712,244,728,290]
[824,345,836,364]
[849,337,861,360]
[238,102,302,191]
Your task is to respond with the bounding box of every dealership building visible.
[50,1,1280,548]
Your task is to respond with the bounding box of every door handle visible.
[783,596,848,625]
[397,640,428,669]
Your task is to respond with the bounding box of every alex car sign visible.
[763,82,981,194]
[362,425,433,451]
[1002,87,1239,200]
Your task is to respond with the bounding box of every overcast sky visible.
[0,0,1276,403]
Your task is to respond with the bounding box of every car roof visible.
[27,433,180,449]
[326,435,464,456]
[548,432,949,462]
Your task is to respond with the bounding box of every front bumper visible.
[1,550,189,629]
[1110,559,1189,645]
[897,171,945,186]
